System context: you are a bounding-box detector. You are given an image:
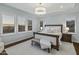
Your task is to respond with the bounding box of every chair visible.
[0,42,4,53]
[0,38,4,54]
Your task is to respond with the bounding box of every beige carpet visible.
[5,39,76,55]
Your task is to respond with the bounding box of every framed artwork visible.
[66,17,76,33]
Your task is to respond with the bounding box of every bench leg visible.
[31,41,33,46]
[48,48,51,53]
[56,48,59,51]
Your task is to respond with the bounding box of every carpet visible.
[5,40,76,55]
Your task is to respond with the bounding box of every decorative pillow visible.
[42,27,50,33]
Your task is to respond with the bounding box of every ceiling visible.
[5,3,78,15]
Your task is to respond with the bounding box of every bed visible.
[32,24,63,52]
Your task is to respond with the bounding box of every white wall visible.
[43,12,79,43]
[32,18,40,32]
[0,4,35,45]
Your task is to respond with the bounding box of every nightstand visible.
[61,33,72,43]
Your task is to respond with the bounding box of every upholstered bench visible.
[31,39,51,53]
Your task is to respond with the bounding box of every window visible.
[66,19,76,33]
[3,15,15,34]
[18,25,25,32]
[18,17,26,32]
[28,20,32,31]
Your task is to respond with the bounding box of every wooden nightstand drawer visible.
[61,34,72,43]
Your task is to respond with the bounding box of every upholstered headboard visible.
[45,24,63,33]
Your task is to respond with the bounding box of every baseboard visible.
[73,42,79,44]
[5,37,34,49]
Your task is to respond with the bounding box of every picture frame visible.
[66,17,76,34]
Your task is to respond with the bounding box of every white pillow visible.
[42,27,50,33]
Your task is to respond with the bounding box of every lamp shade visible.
[64,27,69,33]
[40,27,43,30]
[66,27,69,31]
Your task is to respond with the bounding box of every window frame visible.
[66,17,76,34]
[28,20,32,31]
[2,15,15,34]
[17,16,26,32]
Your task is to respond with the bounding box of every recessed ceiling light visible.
[60,5,63,8]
